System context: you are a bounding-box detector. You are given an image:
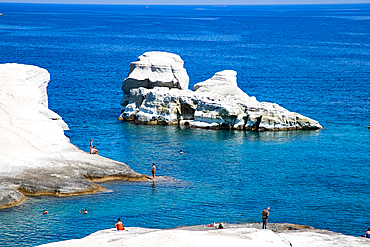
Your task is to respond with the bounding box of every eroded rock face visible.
[119,54,322,131]
[119,86,321,131]
[193,70,246,96]
[121,51,189,95]
[0,64,149,209]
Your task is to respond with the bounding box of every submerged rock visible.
[0,63,149,209]
[119,52,322,131]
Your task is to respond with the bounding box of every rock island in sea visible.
[0,63,150,209]
[118,51,322,131]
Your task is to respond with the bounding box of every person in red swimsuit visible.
[115,218,124,231]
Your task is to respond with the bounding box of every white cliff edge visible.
[119,52,322,131]
[38,223,370,247]
[0,63,148,209]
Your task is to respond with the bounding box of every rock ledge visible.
[38,223,370,247]
[0,63,150,209]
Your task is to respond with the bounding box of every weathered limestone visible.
[193,70,247,96]
[38,223,370,247]
[0,63,149,209]
[122,51,189,95]
[119,53,322,131]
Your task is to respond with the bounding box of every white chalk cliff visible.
[0,63,149,209]
[119,52,322,131]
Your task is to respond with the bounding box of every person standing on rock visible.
[151,163,156,179]
[90,139,98,154]
[262,207,270,229]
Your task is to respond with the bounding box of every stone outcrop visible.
[38,223,370,247]
[119,53,322,131]
[193,70,246,96]
[121,51,189,95]
[0,63,150,209]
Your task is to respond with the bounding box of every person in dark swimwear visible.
[151,163,156,179]
[90,139,98,154]
[115,218,124,231]
[79,208,88,214]
[262,207,270,229]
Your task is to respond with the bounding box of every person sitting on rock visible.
[366,228,370,238]
[115,218,124,231]
[90,139,98,154]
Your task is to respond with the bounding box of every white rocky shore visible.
[38,223,370,247]
[119,52,322,131]
[0,63,150,209]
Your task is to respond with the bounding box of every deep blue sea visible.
[0,3,370,246]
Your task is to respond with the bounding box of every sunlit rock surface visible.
[193,70,246,96]
[121,51,189,95]
[119,54,322,131]
[0,64,149,209]
[38,223,370,247]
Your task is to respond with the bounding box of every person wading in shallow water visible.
[90,139,98,154]
[262,207,270,229]
[151,163,156,179]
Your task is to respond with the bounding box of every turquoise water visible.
[0,3,370,246]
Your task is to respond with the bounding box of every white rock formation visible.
[193,70,246,96]
[38,224,370,247]
[0,63,148,209]
[119,54,322,131]
[121,51,189,95]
